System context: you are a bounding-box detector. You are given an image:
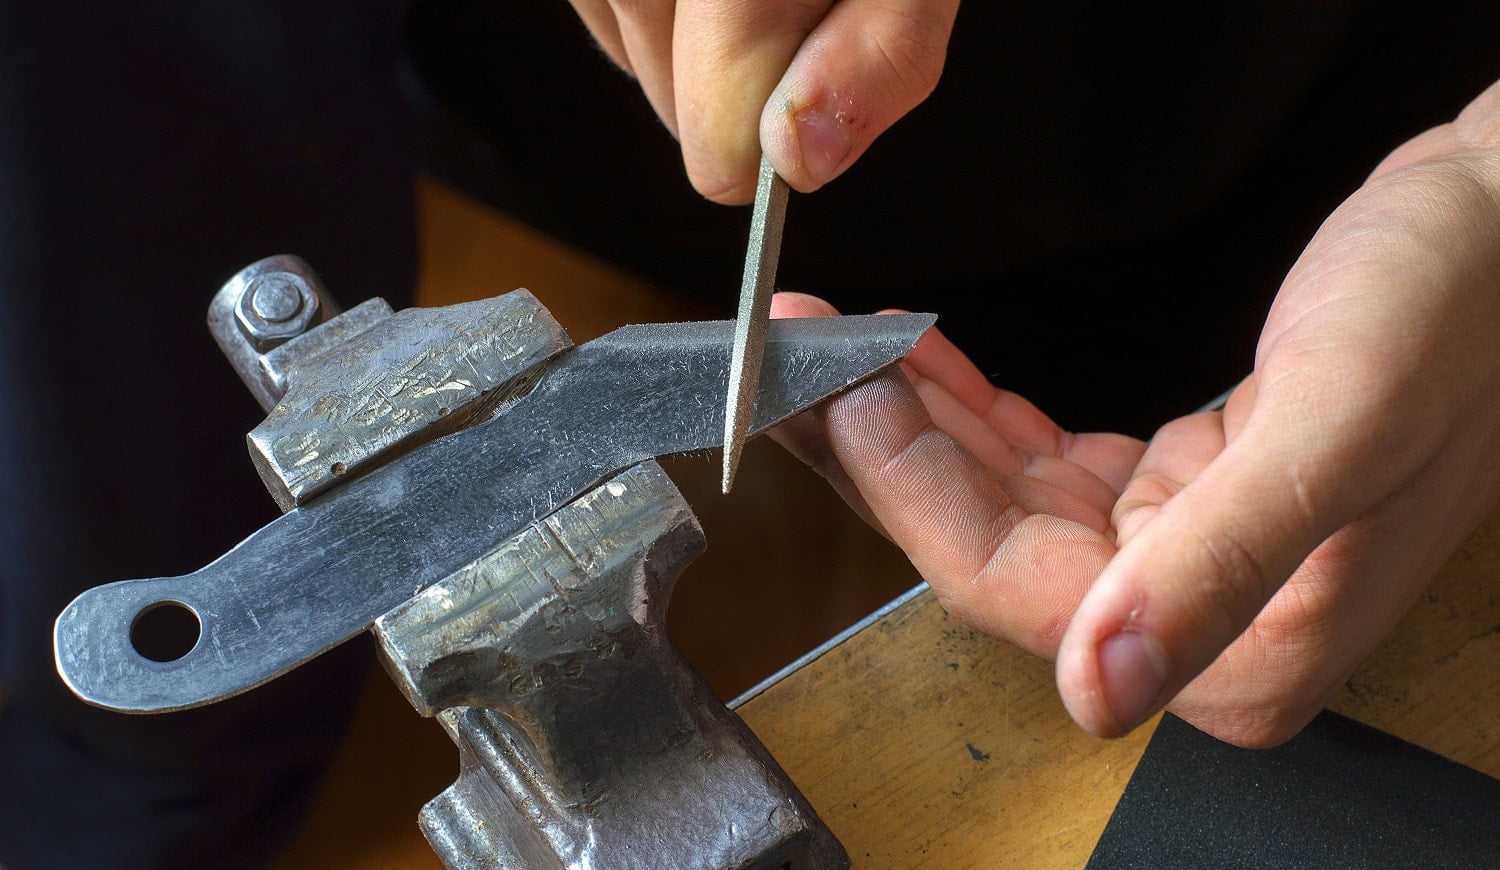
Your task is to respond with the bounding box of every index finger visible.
[673,1,831,202]
[674,0,960,202]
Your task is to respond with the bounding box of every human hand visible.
[769,78,1500,746]
[565,1,959,203]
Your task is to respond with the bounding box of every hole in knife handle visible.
[129,601,202,662]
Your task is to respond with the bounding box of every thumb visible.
[1054,385,1404,739]
[759,0,959,193]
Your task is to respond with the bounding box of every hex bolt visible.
[234,267,321,351]
[250,275,305,323]
[208,254,342,410]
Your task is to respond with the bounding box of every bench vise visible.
[53,256,932,868]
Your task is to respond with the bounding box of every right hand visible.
[566,1,961,203]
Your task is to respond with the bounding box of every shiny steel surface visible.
[54,309,933,713]
[379,462,846,868]
[60,262,927,867]
[247,292,569,510]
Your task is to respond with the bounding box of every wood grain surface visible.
[737,503,1500,867]
[738,593,1158,868]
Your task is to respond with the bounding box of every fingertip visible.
[1058,620,1171,739]
[684,157,759,205]
[1058,450,1315,739]
[1056,550,1174,738]
[674,68,768,204]
[761,83,855,193]
[769,291,840,319]
[1057,619,1111,735]
[1111,484,1170,544]
[760,0,958,192]
[673,2,826,202]
[1097,630,1170,733]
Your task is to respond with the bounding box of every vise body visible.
[53,256,933,868]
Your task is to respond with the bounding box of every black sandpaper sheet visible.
[1087,711,1500,868]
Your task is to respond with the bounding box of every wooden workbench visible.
[735,500,1500,867]
[279,179,1498,868]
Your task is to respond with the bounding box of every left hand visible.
[769,78,1500,746]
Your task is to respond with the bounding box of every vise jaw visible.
[54,255,934,868]
[380,462,841,868]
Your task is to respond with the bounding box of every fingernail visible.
[1098,631,1169,731]
[793,106,853,186]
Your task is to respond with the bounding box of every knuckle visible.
[1115,472,1180,517]
[1174,614,1341,749]
[866,5,952,103]
[683,156,756,204]
[608,0,667,19]
[1189,524,1279,638]
[690,173,755,205]
[1187,694,1322,749]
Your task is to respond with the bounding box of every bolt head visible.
[250,275,304,322]
[236,271,320,350]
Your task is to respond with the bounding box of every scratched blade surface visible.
[55,313,934,713]
[722,157,789,493]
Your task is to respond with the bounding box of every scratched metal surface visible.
[248,292,570,509]
[380,461,845,868]
[54,313,934,713]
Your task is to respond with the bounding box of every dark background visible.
[406,0,1500,439]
